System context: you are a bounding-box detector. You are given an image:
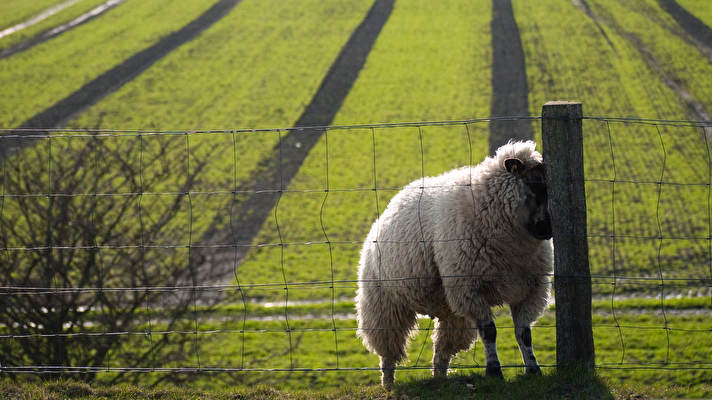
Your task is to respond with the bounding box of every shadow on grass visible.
[393,368,620,400]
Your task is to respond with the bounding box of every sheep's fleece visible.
[355,140,553,388]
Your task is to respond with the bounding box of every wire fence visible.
[0,113,711,387]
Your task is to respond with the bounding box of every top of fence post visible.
[541,101,595,370]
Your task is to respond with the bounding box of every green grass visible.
[587,0,712,112]
[56,308,706,397]
[0,0,110,52]
[0,0,66,30]
[120,296,710,320]
[0,370,651,400]
[0,0,218,128]
[513,0,712,297]
[3,300,710,397]
[235,0,493,301]
[677,0,712,27]
[1,1,711,396]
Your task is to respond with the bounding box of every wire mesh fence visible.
[0,112,710,387]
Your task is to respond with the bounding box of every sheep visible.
[355,140,553,389]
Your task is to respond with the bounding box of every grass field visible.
[678,0,712,26]
[0,0,218,128]
[1,0,711,396]
[0,0,111,52]
[56,301,712,397]
[0,0,67,30]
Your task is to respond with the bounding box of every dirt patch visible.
[489,0,533,155]
[1,0,242,163]
[657,0,712,62]
[196,0,396,288]
[0,0,125,60]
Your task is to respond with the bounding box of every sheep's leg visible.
[477,319,504,379]
[431,316,477,377]
[514,325,541,375]
[511,303,543,375]
[380,356,397,390]
[357,287,417,390]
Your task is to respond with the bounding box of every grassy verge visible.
[0,368,658,400]
[0,369,655,399]
[0,0,110,51]
[12,308,699,397]
[2,301,709,397]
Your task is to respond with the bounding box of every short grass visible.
[0,370,653,400]
[513,0,712,297]
[54,306,709,397]
[587,0,712,112]
[235,0,494,301]
[3,300,711,397]
[677,0,712,27]
[0,0,218,128]
[0,0,110,52]
[0,0,65,30]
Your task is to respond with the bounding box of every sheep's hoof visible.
[485,366,504,379]
[526,366,542,375]
[381,369,395,391]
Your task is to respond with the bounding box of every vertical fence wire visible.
[274,128,294,370]
[137,134,154,362]
[185,131,201,370]
[413,126,432,368]
[654,125,670,364]
[605,121,626,364]
[319,127,340,368]
[230,129,248,370]
[463,122,480,367]
[704,126,712,306]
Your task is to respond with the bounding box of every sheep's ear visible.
[504,158,524,174]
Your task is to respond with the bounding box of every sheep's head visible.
[505,158,552,240]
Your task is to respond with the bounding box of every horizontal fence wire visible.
[0,115,711,382]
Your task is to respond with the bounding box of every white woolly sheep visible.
[355,140,553,389]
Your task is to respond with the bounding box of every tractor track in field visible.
[489,0,533,155]
[0,0,125,60]
[657,0,712,63]
[1,0,242,163]
[0,0,82,40]
[576,0,712,141]
[195,0,396,290]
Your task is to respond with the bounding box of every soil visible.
[489,0,533,155]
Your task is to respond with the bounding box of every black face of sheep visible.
[505,159,552,240]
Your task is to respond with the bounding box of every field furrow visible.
[490,0,532,154]
[235,0,494,302]
[0,0,126,60]
[0,0,219,129]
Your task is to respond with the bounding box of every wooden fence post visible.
[541,101,595,370]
